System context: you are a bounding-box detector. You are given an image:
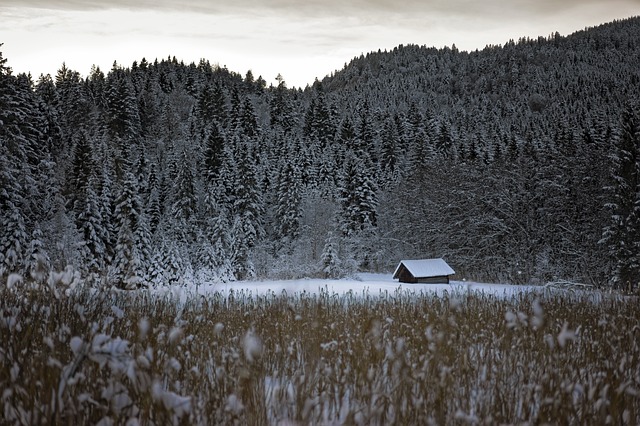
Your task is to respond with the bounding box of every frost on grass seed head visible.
[152,381,192,418]
[242,329,263,363]
[70,336,85,355]
[6,273,22,290]
[168,327,183,345]
[138,318,150,339]
[214,322,224,336]
[557,321,577,348]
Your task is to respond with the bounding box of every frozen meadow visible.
[161,273,541,301]
[152,274,543,308]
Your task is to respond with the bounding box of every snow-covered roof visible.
[393,259,455,279]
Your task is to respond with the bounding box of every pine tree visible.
[105,63,142,141]
[241,97,259,138]
[197,200,234,282]
[146,165,162,235]
[25,225,50,283]
[305,85,335,148]
[1,60,55,236]
[231,216,254,281]
[274,162,302,244]
[435,120,454,157]
[601,104,640,290]
[321,232,341,278]
[169,149,198,242]
[195,83,216,123]
[270,75,297,133]
[0,139,28,277]
[97,159,116,261]
[149,235,184,287]
[210,82,229,127]
[380,115,399,185]
[77,171,109,275]
[338,153,378,237]
[356,100,374,156]
[338,117,357,150]
[54,63,91,136]
[202,125,225,183]
[110,171,150,288]
[35,73,64,156]
[229,87,243,134]
[233,142,265,246]
[230,142,264,279]
[66,132,94,215]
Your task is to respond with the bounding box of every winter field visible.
[2,273,639,425]
[153,273,542,305]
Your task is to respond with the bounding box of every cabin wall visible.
[416,276,450,284]
[397,268,417,283]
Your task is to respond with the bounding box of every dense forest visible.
[1,17,640,289]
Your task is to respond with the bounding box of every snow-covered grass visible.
[1,273,638,424]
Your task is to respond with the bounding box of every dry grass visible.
[1,278,639,425]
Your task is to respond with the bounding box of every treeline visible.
[1,16,639,288]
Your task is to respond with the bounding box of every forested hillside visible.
[1,16,639,289]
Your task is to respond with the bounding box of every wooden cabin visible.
[393,259,455,284]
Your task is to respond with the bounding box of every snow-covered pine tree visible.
[210,209,234,281]
[338,153,378,237]
[195,82,217,124]
[601,104,640,290]
[25,225,50,283]
[105,62,142,142]
[435,120,454,158]
[209,82,229,127]
[320,232,341,278]
[110,171,150,288]
[77,169,110,276]
[196,193,234,283]
[66,132,94,215]
[356,100,375,159]
[202,124,225,184]
[380,114,400,186]
[337,116,357,151]
[274,162,302,246]
[0,139,28,277]
[149,235,184,287]
[229,87,243,135]
[169,149,198,242]
[0,55,32,277]
[305,83,335,148]
[231,216,254,281]
[241,96,259,138]
[35,73,64,163]
[233,141,265,247]
[270,74,297,133]
[316,147,338,196]
[146,164,163,235]
[230,141,264,279]
[54,63,91,139]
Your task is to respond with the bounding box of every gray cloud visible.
[5,0,637,18]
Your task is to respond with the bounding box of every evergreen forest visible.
[1,17,640,289]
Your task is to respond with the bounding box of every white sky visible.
[1,1,638,88]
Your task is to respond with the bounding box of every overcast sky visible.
[1,1,638,88]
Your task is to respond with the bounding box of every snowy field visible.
[152,273,542,303]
